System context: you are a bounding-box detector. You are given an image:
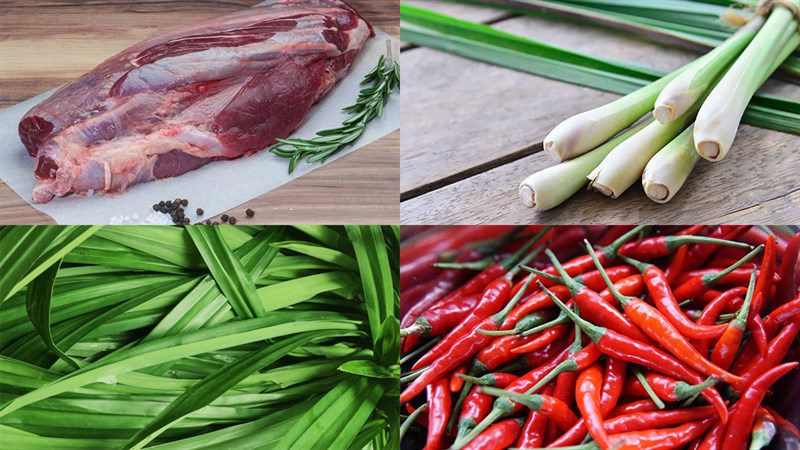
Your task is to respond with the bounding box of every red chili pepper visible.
[764,295,800,336]
[775,233,800,305]
[540,283,730,424]
[450,364,467,393]
[478,386,579,431]
[604,417,716,450]
[402,293,480,339]
[596,226,636,246]
[620,255,729,340]
[723,362,799,449]
[693,287,748,355]
[623,372,718,402]
[544,249,653,344]
[411,229,551,369]
[510,323,568,354]
[401,226,515,265]
[455,373,517,442]
[618,233,751,261]
[608,399,662,417]
[733,319,800,393]
[676,225,707,236]
[401,274,538,403]
[697,418,727,450]
[545,371,578,443]
[711,269,757,370]
[665,244,690,287]
[472,313,553,370]
[401,264,470,324]
[576,363,611,450]
[425,377,451,450]
[764,405,800,444]
[401,251,450,291]
[463,417,523,450]
[545,358,627,447]
[602,406,715,434]
[685,225,749,270]
[597,274,645,303]
[524,335,571,369]
[501,285,571,330]
[739,227,789,254]
[672,245,762,302]
[517,384,554,448]
[589,246,744,384]
[748,407,776,450]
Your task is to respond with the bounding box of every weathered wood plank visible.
[400,123,800,224]
[0,0,399,224]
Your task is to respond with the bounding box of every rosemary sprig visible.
[270,45,400,173]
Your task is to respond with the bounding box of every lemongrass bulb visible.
[589,116,692,198]
[653,18,763,124]
[520,120,649,210]
[694,4,799,161]
[642,125,699,203]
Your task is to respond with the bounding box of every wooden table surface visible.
[400,1,800,225]
[0,0,399,225]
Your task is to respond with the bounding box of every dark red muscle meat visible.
[19,0,373,203]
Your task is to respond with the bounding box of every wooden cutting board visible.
[0,0,399,224]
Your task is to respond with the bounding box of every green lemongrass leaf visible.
[293,225,355,256]
[346,226,396,344]
[186,226,264,319]
[338,360,398,379]
[25,259,79,369]
[125,330,336,449]
[270,240,359,271]
[96,227,202,269]
[346,418,388,450]
[0,313,362,417]
[1,424,122,449]
[256,271,357,311]
[233,226,284,280]
[375,316,400,366]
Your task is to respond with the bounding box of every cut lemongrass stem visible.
[520,119,651,210]
[694,2,800,162]
[588,102,700,198]
[641,124,699,203]
[653,18,763,124]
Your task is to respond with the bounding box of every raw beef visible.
[18,0,373,203]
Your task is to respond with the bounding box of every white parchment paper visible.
[0,28,398,224]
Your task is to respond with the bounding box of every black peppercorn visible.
[196,208,204,216]
[152,204,159,211]
[181,199,188,207]
[228,217,237,225]
[165,200,172,207]
[160,206,169,214]
[245,208,255,218]
[183,218,190,224]
[212,221,220,225]
[221,214,229,223]
[158,200,166,207]
[205,219,211,225]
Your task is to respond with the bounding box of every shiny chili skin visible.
[401,251,446,291]
[618,232,748,261]
[693,287,747,355]
[463,417,523,450]
[753,236,776,314]
[510,324,568,354]
[545,371,578,443]
[697,419,727,450]
[503,285,571,329]
[723,362,799,449]
[576,363,610,450]
[764,295,800,336]
[734,319,800,393]
[685,225,749,270]
[623,372,716,402]
[665,244,690,287]
[542,284,730,424]
[711,276,754,371]
[475,315,554,371]
[608,399,661,417]
[457,375,516,432]
[597,274,645,303]
[606,417,716,450]
[517,385,554,448]
[426,377,451,450]
[775,233,800,305]
[643,263,727,339]
[544,358,627,447]
[676,268,777,286]
[603,406,715,434]
[403,293,480,338]
[401,225,513,265]
[450,364,468,393]
[412,276,512,371]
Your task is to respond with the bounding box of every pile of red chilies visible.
[400,225,800,450]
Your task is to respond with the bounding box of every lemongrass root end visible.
[519,184,535,208]
[644,182,671,203]
[543,139,564,162]
[696,140,722,161]
[653,104,674,124]
[590,181,616,199]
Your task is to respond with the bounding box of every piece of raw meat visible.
[18,0,373,203]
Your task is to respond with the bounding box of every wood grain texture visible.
[0,0,398,224]
[400,4,800,224]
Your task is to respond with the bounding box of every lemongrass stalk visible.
[520,119,651,210]
[588,103,699,198]
[653,17,764,124]
[694,2,800,162]
[641,124,699,203]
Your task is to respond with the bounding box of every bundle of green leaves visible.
[0,225,399,449]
